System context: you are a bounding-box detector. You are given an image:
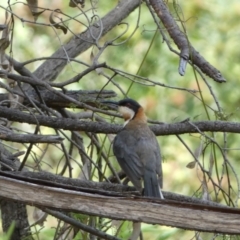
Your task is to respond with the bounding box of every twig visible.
[42,208,121,240]
[148,0,226,83]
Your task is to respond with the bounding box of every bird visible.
[104,98,163,199]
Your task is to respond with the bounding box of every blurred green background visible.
[1,0,240,239]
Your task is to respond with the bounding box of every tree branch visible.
[0,170,230,208]
[148,0,226,83]
[0,170,135,195]
[0,174,240,234]
[0,88,116,109]
[0,106,240,136]
[33,0,141,82]
[43,208,121,240]
[0,131,63,143]
[0,144,33,239]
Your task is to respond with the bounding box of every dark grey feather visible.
[113,124,162,197]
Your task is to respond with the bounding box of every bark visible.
[0,174,239,234]
[0,145,33,240]
[0,89,116,109]
[0,199,33,240]
[0,1,140,237]
[0,170,231,209]
[32,0,141,82]
[148,0,226,82]
[0,106,240,136]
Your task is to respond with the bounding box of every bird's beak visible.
[101,100,119,110]
[101,100,118,105]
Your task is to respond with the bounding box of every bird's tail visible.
[143,168,164,198]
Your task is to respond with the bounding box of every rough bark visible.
[0,1,140,237]
[0,174,239,234]
[0,106,240,136]
[148,0,226,82]
[0,200,33,240]
[32,0,141,82]
[0,145,33,240]
[0,170,231,209]
[0,89,116,109]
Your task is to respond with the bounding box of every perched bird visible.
[104,98,163,198]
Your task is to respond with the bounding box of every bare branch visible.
[0,131,63,143]
[0,169,230,208]
[0,89,116,109]
[33,0,141,82]
[1,174,240,234]
[43,208,121,240]
[0,106,240,136]
[148,0,226,83]
[0,170,136,195]
[0,143,33,239]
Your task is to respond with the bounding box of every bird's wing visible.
[153,137,163,188]
[113,132,143,191]
[135,134,162,187]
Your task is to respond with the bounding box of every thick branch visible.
[0,199,33,240]
[0,144,33,239]
[149,0,226,83]
[0,88,116,109]
[0,171,135,194]
[0,106,240,135]
[0,131,63,143]
[32,0,141,82]
[0,175,240,234]
[0,170,229,208]
[43,208,121,240]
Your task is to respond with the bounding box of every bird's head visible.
[103,98,146,125]
[117,98,141,121]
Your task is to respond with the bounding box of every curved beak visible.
[101,100,118,105]
[101,100,119,110]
